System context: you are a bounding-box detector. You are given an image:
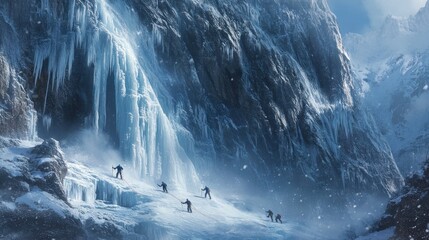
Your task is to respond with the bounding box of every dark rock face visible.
[372,159,429,239]
[125,0,402,195]
[0,139,86,240]
[0,8,36,140]
[0,55,35,140]
[0,208,85,240]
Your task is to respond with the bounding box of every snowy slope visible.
[345,1,429,175]
[65,161,299,240]
[1,139,336,240]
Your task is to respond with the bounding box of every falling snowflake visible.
[423,84,428,90]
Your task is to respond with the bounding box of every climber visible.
[112,164,123,179]
[275,214,282,223]
[158,181,168,193]
[201,186,211,199]
[266,210,273,222]
[181,199,192,213]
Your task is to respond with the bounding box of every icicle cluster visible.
[33,0,199,190]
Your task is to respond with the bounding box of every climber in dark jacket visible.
[201,186,211,199]
[275,214,282,223]
[112,164,123,179]
[158,181,168,193]
[181,199,192,213]
[266,210,273,222]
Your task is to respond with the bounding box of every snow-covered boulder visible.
[0,139,86,239]
[30,138,68,201]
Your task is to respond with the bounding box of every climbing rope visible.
[122,178,133,188]
[192,205,218,222]
[168,192,218,221]
[168,192,182,202]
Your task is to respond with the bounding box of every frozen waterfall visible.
[33,0,199,190]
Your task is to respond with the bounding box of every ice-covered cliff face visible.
[345,1,429,175]
[0,0,402,196]
[0,11,37,140]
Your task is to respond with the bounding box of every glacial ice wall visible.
[63,174,97,204]
[95,180,137,207]
[30,0,199,190]
[64,161,138,208]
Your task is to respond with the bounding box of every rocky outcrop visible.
[0,139,85,240]
[30,138,68,202]
[370,159,429,239]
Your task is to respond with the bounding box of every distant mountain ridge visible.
[345,0,429,175]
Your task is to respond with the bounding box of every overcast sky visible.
[328,0,427,33]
